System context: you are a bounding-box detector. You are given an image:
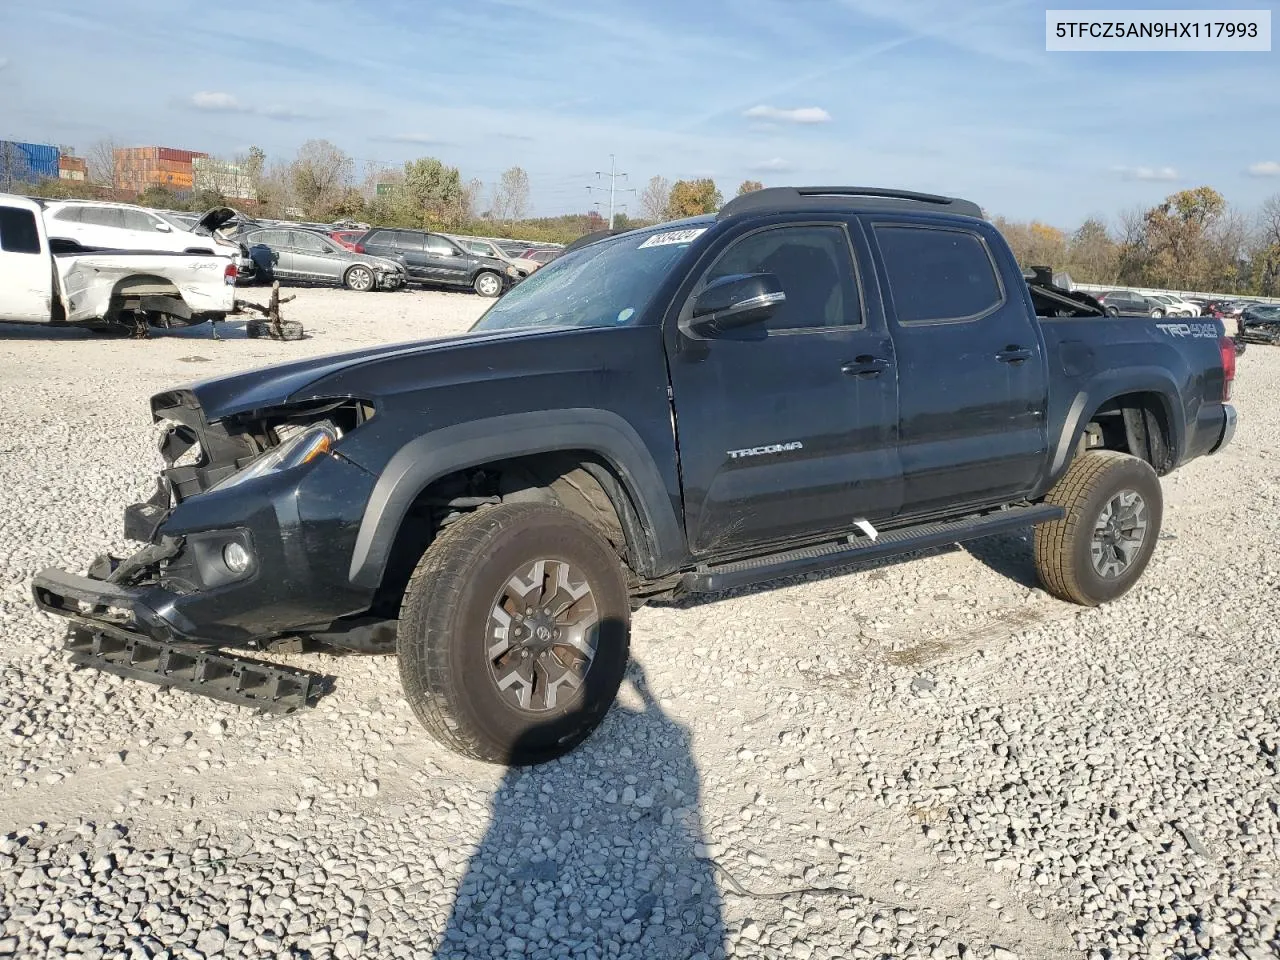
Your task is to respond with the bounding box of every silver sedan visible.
[242,228,406,291]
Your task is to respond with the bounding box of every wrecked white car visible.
[0,193,237,334]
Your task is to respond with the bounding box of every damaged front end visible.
[32,388,383,712]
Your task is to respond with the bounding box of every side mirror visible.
[154,222,172,232]
[682,273,785,338]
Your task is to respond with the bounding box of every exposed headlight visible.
[211,423,337,491]
[505,265,519,278]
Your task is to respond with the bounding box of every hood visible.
[193,207,241,236]
[152,327,548,422]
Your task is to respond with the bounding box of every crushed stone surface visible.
[1,290,1277,959]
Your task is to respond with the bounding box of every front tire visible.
[473,271,503,297]
[397,503,631,765]
[1151,308,1165,319]
[1105,306,1119,317]
[344,265,375,292]
[1033,451,1163,606]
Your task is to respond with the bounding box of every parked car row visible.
[1094,290,1201,318]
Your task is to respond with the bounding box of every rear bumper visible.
[1211,403,1237,454]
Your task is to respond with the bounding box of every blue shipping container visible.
[0,140,61,183]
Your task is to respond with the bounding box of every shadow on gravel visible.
[961,530,1039,589]
[435,662,725,959]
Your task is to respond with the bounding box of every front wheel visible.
[1151,308,1165,319]
[1105,306,1120,317]
[344,265,376,292]
[1033,451,1163,606]
[397,503,631,765]
[473,271,503,297]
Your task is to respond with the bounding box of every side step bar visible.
[65,622,326,714]
[683,503,1063,594]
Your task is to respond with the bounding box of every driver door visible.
[667,220,902,556]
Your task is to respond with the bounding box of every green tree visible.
[138,184,178,209]
[400,156,465,229]
[668,178,722,217]
[1065,217,1119,284]
[289,139,354,220]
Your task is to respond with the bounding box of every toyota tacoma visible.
[33,186,1238,765]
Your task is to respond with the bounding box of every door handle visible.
[840,355,891,378]
[996,345,1032,364]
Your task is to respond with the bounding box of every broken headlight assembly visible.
[210,422,338,492]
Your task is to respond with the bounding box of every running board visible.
[64,623,326,714]
[683,503,1063,594]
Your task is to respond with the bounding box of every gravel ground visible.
[1,288,1277,960]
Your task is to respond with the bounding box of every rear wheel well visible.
[370,452,643,619]
[1081,392,1175,474]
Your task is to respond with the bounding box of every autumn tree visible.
[668,179,722,217]
[1118,186,1229,289]
[1066,217,1119,284]
[400,156,466,228]
[639,176,672,221]
[492,166,530,222]
[736,179,764,196]
[1251,194,1280,296]
[289,139,354,220]
[86,137,122,190]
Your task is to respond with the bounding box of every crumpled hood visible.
[153,327,548,422]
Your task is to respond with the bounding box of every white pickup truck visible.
[0,193,237,333]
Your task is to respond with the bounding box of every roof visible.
[718,186,983,221]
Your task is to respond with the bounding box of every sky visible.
[1,0,1278,226]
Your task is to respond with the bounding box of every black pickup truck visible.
[33,186,1237,765]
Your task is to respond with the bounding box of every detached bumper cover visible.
[32,568,325,712]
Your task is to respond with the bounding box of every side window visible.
[365,230,392,245]
[86,207,127,228]
[122,209,157,232]
[702,224,861,330]
[0,207,42,254]
[425,236,457,256]
[290,232,330,253]
[873,225,1003,323]
[52,207,83,223]
[394,231,425,251]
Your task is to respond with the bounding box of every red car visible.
[330,230,366,253]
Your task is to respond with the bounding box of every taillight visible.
[354,244,365,254]
[1219,335,1236,401]
[224,263,238,285]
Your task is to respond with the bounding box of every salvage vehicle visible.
[1,193,237,332]
[450,235,542,278]
[33,186,1237,766]
[1095,289,1162,317]
[241,227,406,292]
[357,228,518,296]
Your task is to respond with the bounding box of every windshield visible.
[472,226,706,331]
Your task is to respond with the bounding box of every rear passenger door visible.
[868,219,1049,516]
[392,231,431,279]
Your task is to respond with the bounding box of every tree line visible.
[18,137,1280,293]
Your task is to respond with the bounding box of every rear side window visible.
[365,230,394,245]
[82,207,127,228]
[394,231,425,251]
[874,225,1003,323]
[52,206,83,222]
[0,207,42,253]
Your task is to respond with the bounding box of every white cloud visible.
[1247,160,1280,177]
[378,133,448,145]
[750,158,793,173]
[189,91,244,112]
[186,91,313,121]
[742,105,831,124]
[1113,165,1179,182]
[0,57,10,71]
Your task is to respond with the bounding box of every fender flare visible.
[347,409,684,588]
[1047,367,1184,482]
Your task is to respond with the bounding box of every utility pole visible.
[587,155,635,229]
